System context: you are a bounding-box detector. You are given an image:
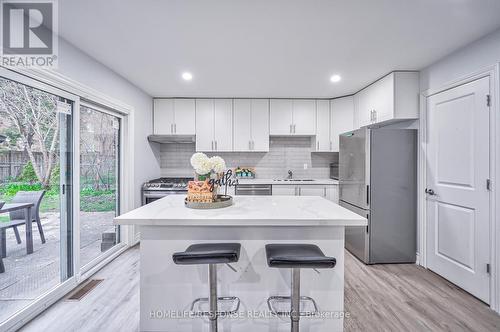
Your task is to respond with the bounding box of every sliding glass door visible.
[0,73,74,324]
[79,104,122,269]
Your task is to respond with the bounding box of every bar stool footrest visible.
[267,296,318,317]
[190,296,240,317]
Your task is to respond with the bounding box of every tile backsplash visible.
[160,137,338,179]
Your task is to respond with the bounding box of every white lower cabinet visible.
[272,185,297,196]
[272,184,338,203]
[298,185,328,198]
[326,185,339,203]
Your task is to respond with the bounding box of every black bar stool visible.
[173,243,241,332]
[265,244,336,332]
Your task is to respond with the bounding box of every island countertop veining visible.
[114,195,366,226]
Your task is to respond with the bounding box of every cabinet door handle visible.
[299,187,301,195]
[211,141,214,150]
[170,124,173,134]
[330,141,332,151]
[293,124,296,133]
[249,141,251,150]
[215,140,217,150]
[290,124,292,134]
[252,140,254,150]
[174,123,176,133]
[373,110,377,122]
[317,141,319,150]
[324,187,327,197]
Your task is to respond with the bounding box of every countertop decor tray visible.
[185,195,233,209]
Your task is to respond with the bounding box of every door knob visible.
[425,188,436,196]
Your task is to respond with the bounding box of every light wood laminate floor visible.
[21,246,500,332]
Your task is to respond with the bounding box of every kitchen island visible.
[114,195,366,332]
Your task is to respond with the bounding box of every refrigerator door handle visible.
[366,185,370,205]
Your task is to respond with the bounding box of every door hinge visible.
[486,94,491,107]
[486,179,491,191]
[486,263,491,274]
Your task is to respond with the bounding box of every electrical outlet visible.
[303,163,308,170]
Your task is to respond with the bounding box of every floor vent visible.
[66,279,104,301]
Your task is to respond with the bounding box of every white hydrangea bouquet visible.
[190,152,226,181]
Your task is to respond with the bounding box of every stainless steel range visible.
[141,177,192,205]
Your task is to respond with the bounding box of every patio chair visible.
[1,191,46,247]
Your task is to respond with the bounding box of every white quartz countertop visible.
[237,178,339,185]
[114,195,366,227]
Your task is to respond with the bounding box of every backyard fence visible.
[0,150,117,187]
[0,150,44,182]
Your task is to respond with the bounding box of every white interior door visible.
[426,76,490,303]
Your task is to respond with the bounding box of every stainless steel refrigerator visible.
[339,127,417,264]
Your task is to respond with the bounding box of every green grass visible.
[0,182,116,223]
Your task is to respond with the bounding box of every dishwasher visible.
[235,184,272,195]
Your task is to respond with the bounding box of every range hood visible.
[147,135,195,144]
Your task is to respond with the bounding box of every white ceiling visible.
[58,0,500,98]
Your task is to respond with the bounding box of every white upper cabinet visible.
[250,99,270,151]
[269,99,293,135]
[233,99,269,152]
[196,99,233,152]
[233,99,252,151]
[153,98,195,135]
[269,99,316,135]
[354,71,419,128]
[173,99,195,135]
[315,100,330,151]
[195,99,215,151]
[292,100,316,135]
[153,99,175,135]
[330,96,354,152]
[214,99,233,151]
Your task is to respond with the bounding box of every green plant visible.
[18,161,39,184]
[0,182,43,197]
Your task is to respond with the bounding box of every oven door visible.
[142,190,187,205]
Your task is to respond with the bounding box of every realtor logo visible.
[0,0,58,68]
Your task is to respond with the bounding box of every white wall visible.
[420,27,500,91]
[56,38,160,209]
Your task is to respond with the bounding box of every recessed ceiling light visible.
[330,74,341,83]
[182,72,193,81]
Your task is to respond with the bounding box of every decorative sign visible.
[209,169,239,195]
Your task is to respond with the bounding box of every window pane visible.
[79,105,120,268]
[0,76,73,324]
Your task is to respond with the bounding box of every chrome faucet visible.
[287,170,293,179]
